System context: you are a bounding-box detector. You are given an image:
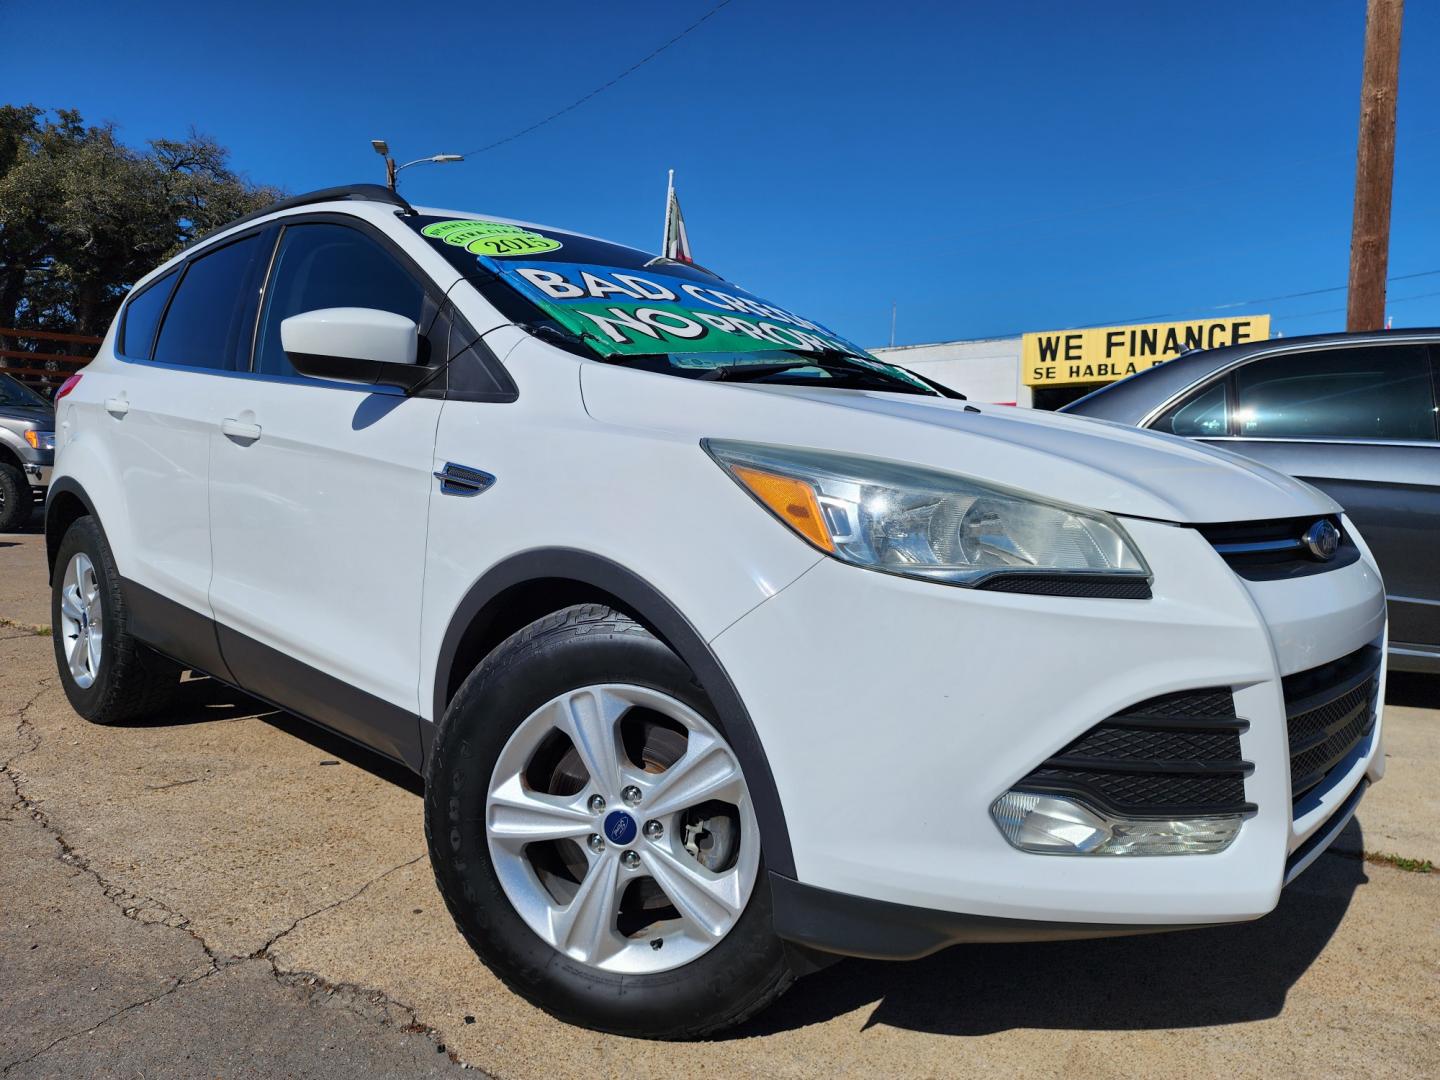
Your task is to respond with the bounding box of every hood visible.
[578,364,1338,524]
[0,405,53,427]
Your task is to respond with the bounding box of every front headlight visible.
[705,440,1149,590]
[25,430,55,451]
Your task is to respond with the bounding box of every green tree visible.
[0,105,281,344]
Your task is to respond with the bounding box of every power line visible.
[1272,287,1440,323]
[962,267,1440,343]
[1207,267,1440,310]
[1058,267,1440,331]
[461,0,735,157]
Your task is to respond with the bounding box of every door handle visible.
[220,417,262,442]
[105,396,129,418]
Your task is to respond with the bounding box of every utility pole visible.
[1346,0,1404,332]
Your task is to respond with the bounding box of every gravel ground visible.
[2,523,1437,1078]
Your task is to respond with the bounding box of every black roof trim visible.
[184,184,416,252]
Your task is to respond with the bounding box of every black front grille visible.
[1196,515,1359,581]
[1014,689,1253,818]
[1284,645,1380,803]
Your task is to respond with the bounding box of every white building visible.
[871,336,1030,407]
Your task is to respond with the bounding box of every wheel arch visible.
[0,441,24,471]
[432,548,796,878]
[44,476,103,582]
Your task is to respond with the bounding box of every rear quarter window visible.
[118,270,179,361]
[1152,380,1229,437]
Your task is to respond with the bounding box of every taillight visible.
[55,374,83,401]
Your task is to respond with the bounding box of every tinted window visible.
[1153,380,1229,437]
[255,224,425,377]
[152,234,268,370]
[0,372,49,408]
[429,303,516,400]
[118,270,179,361]
[1233,345,1437,441]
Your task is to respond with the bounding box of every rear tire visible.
[0,462,28,531]
[424,603,795,1039]
[51,516,182,724]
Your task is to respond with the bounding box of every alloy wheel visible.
[485,684,759,974]
[58,552,103,689]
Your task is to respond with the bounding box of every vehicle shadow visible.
[105,665,1367,1040]
[6,507,45,534]
[733,833,1367,1039]
[1386,672,1439,709]
[119,671,424,796]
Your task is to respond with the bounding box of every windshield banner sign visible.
[485,259,869,359]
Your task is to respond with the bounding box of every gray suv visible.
[1063,330,1439,673]
[0,372,55,530]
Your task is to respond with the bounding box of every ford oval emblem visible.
[1303,519,1341,562]
[603,810,637,846]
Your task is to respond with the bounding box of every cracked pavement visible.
[2,526,1439,1078]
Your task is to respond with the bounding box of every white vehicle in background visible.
[45,185,1386,1038]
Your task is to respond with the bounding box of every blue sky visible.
[5,1,1438,346]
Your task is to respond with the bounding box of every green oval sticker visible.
[421,219,562,257]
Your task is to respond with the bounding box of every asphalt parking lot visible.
[2,520,1437,1079]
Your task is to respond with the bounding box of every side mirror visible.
[280,307,425,390]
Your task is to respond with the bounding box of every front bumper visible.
[22,461,51,491]
[770,784,1370,960]
[713,514,1386,948]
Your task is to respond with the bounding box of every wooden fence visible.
[0,327,100,393]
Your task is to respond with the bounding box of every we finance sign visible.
[1022,315,1270,387]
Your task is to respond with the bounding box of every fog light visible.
[990,790,1243,856]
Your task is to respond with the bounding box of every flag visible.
[662,169,693,264]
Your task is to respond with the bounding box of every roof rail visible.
[184,184,416,251]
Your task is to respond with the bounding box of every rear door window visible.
[254,223,426,378]
[1232,344,1437,441]
[151,233,270,371]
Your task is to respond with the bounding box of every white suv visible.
[46,184,1387,1038]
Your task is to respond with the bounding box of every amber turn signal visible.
[729,465,835,553]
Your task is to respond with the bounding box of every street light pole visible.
[1346,0,1404,332]
[371,140,463,192]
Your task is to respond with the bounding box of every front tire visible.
[424,603,794,1038]
[0,462,29,531]
[51,516,182,724]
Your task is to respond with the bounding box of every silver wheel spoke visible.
[81,568,99,606]
[645,844,743,938]
[87,629,103,677]
[642,732,745,818]
[487,774,594,848]
[556,687,626,800]
[551,852,622,964]
[69,632,89,677]
[60,588,84,622]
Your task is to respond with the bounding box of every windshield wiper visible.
[697,362,811,382]
[722,351,946,395]
[698,355,936,393]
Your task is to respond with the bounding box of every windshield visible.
[0,373,50,409]
[408,214,939,396]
